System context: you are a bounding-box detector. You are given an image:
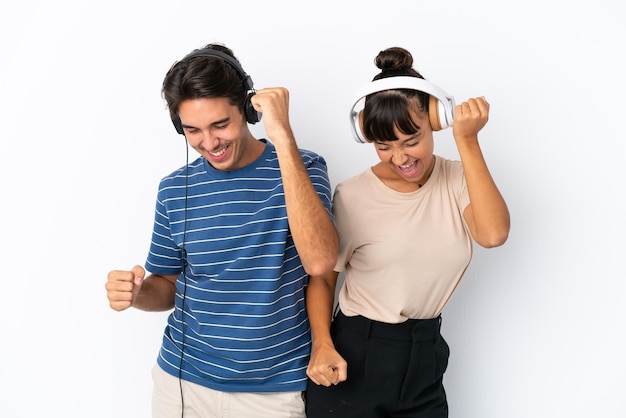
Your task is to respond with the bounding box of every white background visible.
[0,1,624,417]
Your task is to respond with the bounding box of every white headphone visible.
[349,76,456,144]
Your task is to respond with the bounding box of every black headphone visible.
[171,48,261,135]
[349,76,456,143]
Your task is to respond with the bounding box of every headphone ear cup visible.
[173,115,184,135]
[428,95,443,131]
[244,92,261,124]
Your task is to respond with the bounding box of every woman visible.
[305,46,510,417]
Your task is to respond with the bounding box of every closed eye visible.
[375,142,391,151]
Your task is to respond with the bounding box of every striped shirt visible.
[146,139,333,393]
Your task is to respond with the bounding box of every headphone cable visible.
[178,135,189,418]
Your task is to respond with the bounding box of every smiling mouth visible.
[398,160,419,176]
[210,146,228,157]
[208,144,231,161]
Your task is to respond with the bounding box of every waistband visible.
[334,310,442,342]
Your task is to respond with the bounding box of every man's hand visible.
[105,265,145,311]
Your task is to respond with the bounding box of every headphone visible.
[172,49,261,135]
[349,76,456,143]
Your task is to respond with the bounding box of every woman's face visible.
[372,110,435,189]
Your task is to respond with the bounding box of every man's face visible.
[177,97,257,171]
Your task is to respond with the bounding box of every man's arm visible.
[106,265,178,312]
[250,87,339,276]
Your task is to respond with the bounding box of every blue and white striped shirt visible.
[146,139,334,393]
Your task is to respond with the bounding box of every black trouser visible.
[306,311,449,418]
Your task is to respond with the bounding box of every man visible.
[105,43,338,418]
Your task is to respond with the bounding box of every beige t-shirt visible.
[334,156,472,323]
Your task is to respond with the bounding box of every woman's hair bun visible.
[375,47,413,72]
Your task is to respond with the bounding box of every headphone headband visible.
[181,49,255,92]
[349,76,456,143]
